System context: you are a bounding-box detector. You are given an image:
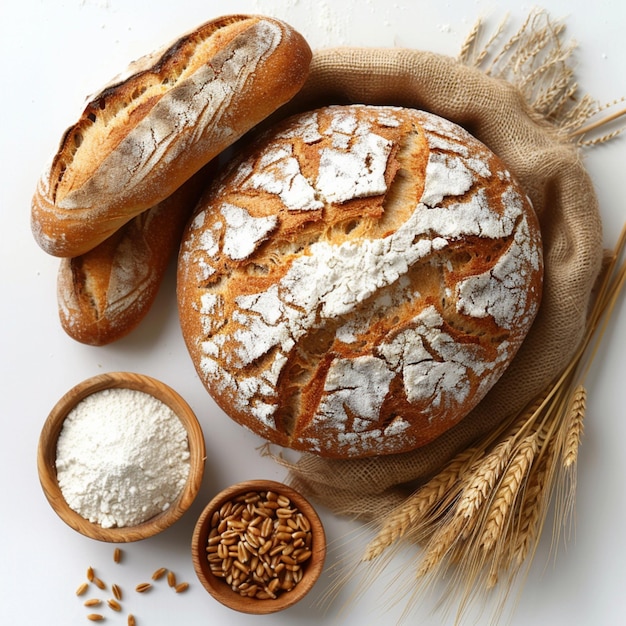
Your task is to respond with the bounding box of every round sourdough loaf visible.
[177,105,544,458]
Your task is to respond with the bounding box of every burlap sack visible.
[274,12,606,519]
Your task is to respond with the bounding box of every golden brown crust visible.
[177,105,544,458]
[32,15,312,257]
[57,166,210,345]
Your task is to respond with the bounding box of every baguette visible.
[57,165,210,346]
[32,14,312,257]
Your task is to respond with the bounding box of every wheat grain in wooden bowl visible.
[192,479,326,614]
[37,371,205,542]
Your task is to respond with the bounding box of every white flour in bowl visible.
[55,387,190,528]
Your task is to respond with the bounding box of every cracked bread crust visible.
[177,105,544,458]
[31,14,312,257]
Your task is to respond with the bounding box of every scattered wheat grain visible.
[93,577,106,591]
[167,570,176,588]
[151,567,167,581]
[76,582,89,596]
[135,582,152,593]
[111,584,122,601]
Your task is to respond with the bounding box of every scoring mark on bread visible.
[52,17,284,208]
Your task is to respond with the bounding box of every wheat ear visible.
[563,384,586,469]
[480,434,539,554]
[455,439,514,522]
[510,443,554,569]
[415,513,469,580]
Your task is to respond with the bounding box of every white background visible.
[1,1,624,624]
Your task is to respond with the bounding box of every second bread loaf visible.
[57,166,210,345]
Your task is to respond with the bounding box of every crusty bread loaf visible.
[32,14,312,257]
[177,105,544,458]
[57,166,210,345]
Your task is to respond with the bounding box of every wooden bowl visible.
[192,479,326,614]
[37,372,205,542]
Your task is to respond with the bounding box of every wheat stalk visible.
[458,19,482,64]
[354,224,625,624]
[453,390,550,525]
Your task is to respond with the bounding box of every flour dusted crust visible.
[177,105,544,458]
[31,15,312,257]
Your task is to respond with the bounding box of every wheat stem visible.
[570,106,626,137]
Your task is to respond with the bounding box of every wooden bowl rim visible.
[37,371,206,542]
[191,479,326,614]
